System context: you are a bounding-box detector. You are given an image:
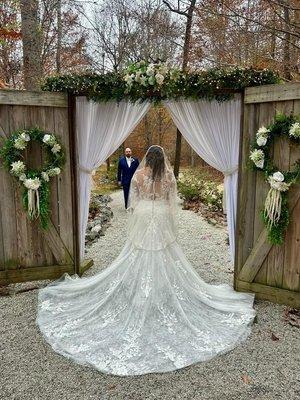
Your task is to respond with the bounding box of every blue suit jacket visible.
[117,156,139,186]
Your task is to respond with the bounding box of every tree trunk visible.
[282,0,292,80]
[56,0,62,73]
[20,0,42,90]
[173,0,197,178]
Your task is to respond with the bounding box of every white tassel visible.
[27,188,40,219]
[264,188,282,227]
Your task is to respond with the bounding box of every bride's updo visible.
[145,145,165,180]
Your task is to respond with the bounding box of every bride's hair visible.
[145,145,165,181]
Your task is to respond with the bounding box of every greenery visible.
[249,113,300,244]
[178,168,223,212]
[0,127,66,229]
[41,63,280,103]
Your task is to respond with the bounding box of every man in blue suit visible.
[117,147,139,209]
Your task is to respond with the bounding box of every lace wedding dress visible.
[37,146,256,376]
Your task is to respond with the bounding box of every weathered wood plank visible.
[43,220,73,265]
[0,264,73,285]
[235,279,300,308]
[253,102,275,284]
[79,259,94,276]
[282,99,300,291]
[54,106,74,257]
[238,186,300,283]
[235,103,257,277]
[0,105,12,271]
[0,89,68,107]
[245,82,300,104]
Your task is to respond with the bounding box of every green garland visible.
[249,114,300,244]
[41,62,280,103]
[0,127,66,229]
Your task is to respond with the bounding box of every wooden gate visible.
[235,82,300,307]
[0,90,89,285]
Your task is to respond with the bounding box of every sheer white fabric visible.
[37,146,255,377]
[76,97,151,259]
[164,97,241,260]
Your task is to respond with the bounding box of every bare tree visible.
[20,0,43,89]
[163,0,197,178]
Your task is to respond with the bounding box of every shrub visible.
[178,168,223,211]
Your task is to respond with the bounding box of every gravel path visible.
[1,190,299,400]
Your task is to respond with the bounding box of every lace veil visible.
[127,145,179,250]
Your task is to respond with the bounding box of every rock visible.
[91,224,102,233]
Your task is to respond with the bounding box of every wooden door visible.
[0,90,82,284]
[234,83,300,307]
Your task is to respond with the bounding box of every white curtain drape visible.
[76,97,151,260]
[164,96,241,261]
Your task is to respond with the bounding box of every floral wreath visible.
[0,127,65,228]
[249,114,300,244]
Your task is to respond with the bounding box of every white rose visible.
[256,136,267,146]
[155,73,165,85]
[20,132,30,142]
[51,143,61,154]
[24,177,41,190]
[43,134,56,145]
[272,171,284,182]
[43,134,51,143]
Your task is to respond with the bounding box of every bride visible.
[37,145,256,376]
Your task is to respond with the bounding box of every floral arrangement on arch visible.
[249,114,300,245]
[41,62,280,103]
[0,127,65,228]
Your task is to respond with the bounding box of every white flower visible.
[20,132,30,142]
[43,134,56,145]
[268,176,290,192]
[272,171,284,182]
[135,71,142,83]
[289,122,300,139]
[146,64,155,76]
[24,177,41,190]
[148,75,156,85]
[14,138,27,150]
[41,171,49,182]
[155,73,165,85]
[19,173,26,182]
[250,149,264,169]
[256,136,267,146]
[10,160,25,175]
[124,74,133,84]
[51,143,61,154]
[47,167,61,177]
[257,126,270,138]
[140,75,148,86]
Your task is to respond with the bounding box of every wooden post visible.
[234,90,245,290]
[68,94,80,275]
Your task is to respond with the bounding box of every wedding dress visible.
[37,145,256,376]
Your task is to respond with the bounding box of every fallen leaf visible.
[241,375,251,384]
[271,332,279,341]
[283,308,300,328]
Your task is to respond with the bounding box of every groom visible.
[117,147,139,209]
